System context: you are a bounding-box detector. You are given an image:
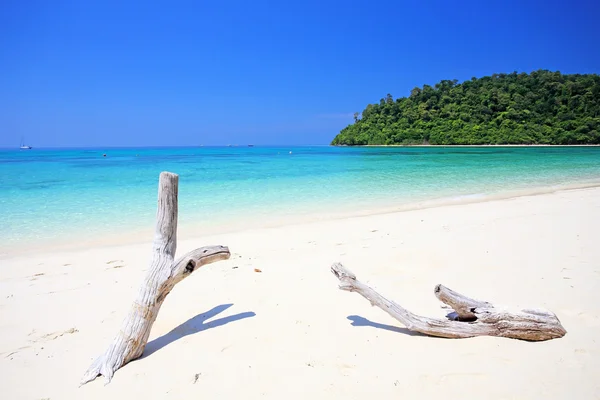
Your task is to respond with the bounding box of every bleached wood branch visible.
[81,172,230,385]
[331,262,566,341]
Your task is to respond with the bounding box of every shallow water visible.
[1,145,600,255]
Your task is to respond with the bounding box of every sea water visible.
[1,146,599,256]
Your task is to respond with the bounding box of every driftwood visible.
[81,172,231,385]
[331,263,566,341]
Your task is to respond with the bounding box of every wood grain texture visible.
[81,172,231,385]
[331,262,566,341]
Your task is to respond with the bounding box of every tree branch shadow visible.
[347,315,425,337]
[143,304,256,357]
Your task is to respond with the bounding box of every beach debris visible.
[254,268,262,273]
[3,345,30,359]
[331,262,566,341]
[30,272,45,281]
[81,172,231,386]
[193,373,200,384]
[42,327,78,341]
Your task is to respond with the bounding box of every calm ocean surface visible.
[1,146,600,255]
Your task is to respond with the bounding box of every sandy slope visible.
[0,187,598,399]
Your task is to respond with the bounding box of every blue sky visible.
[1,0,599,147]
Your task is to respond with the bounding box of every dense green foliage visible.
[332,70,600,145]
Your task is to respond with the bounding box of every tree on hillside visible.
[331,70,600,145]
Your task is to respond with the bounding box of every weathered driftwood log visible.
[81,172,231,386]
[331,263,566,341]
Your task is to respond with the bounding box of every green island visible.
[331,70,600,146]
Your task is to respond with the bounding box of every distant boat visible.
[248,144,254,147]
[19,138,32,150]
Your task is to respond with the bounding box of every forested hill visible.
[331,70,600,145]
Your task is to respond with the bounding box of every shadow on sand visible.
[347,315,424,337]
[143,304,256,357]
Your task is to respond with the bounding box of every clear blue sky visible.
[1,0,599,147]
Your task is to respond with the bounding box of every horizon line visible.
[0,144,334,150]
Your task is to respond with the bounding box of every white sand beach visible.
[0,187,599,399]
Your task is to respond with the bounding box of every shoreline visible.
[3,179,600,260]
[4,145,600,260]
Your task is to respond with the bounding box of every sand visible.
[1,187,599,399]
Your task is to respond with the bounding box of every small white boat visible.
[19,138,32,150]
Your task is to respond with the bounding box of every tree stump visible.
[81,172,231,385]
[331,263,566,341]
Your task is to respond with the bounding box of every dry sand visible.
[0,187,598,399]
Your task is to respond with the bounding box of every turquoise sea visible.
[1,146,600,256]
